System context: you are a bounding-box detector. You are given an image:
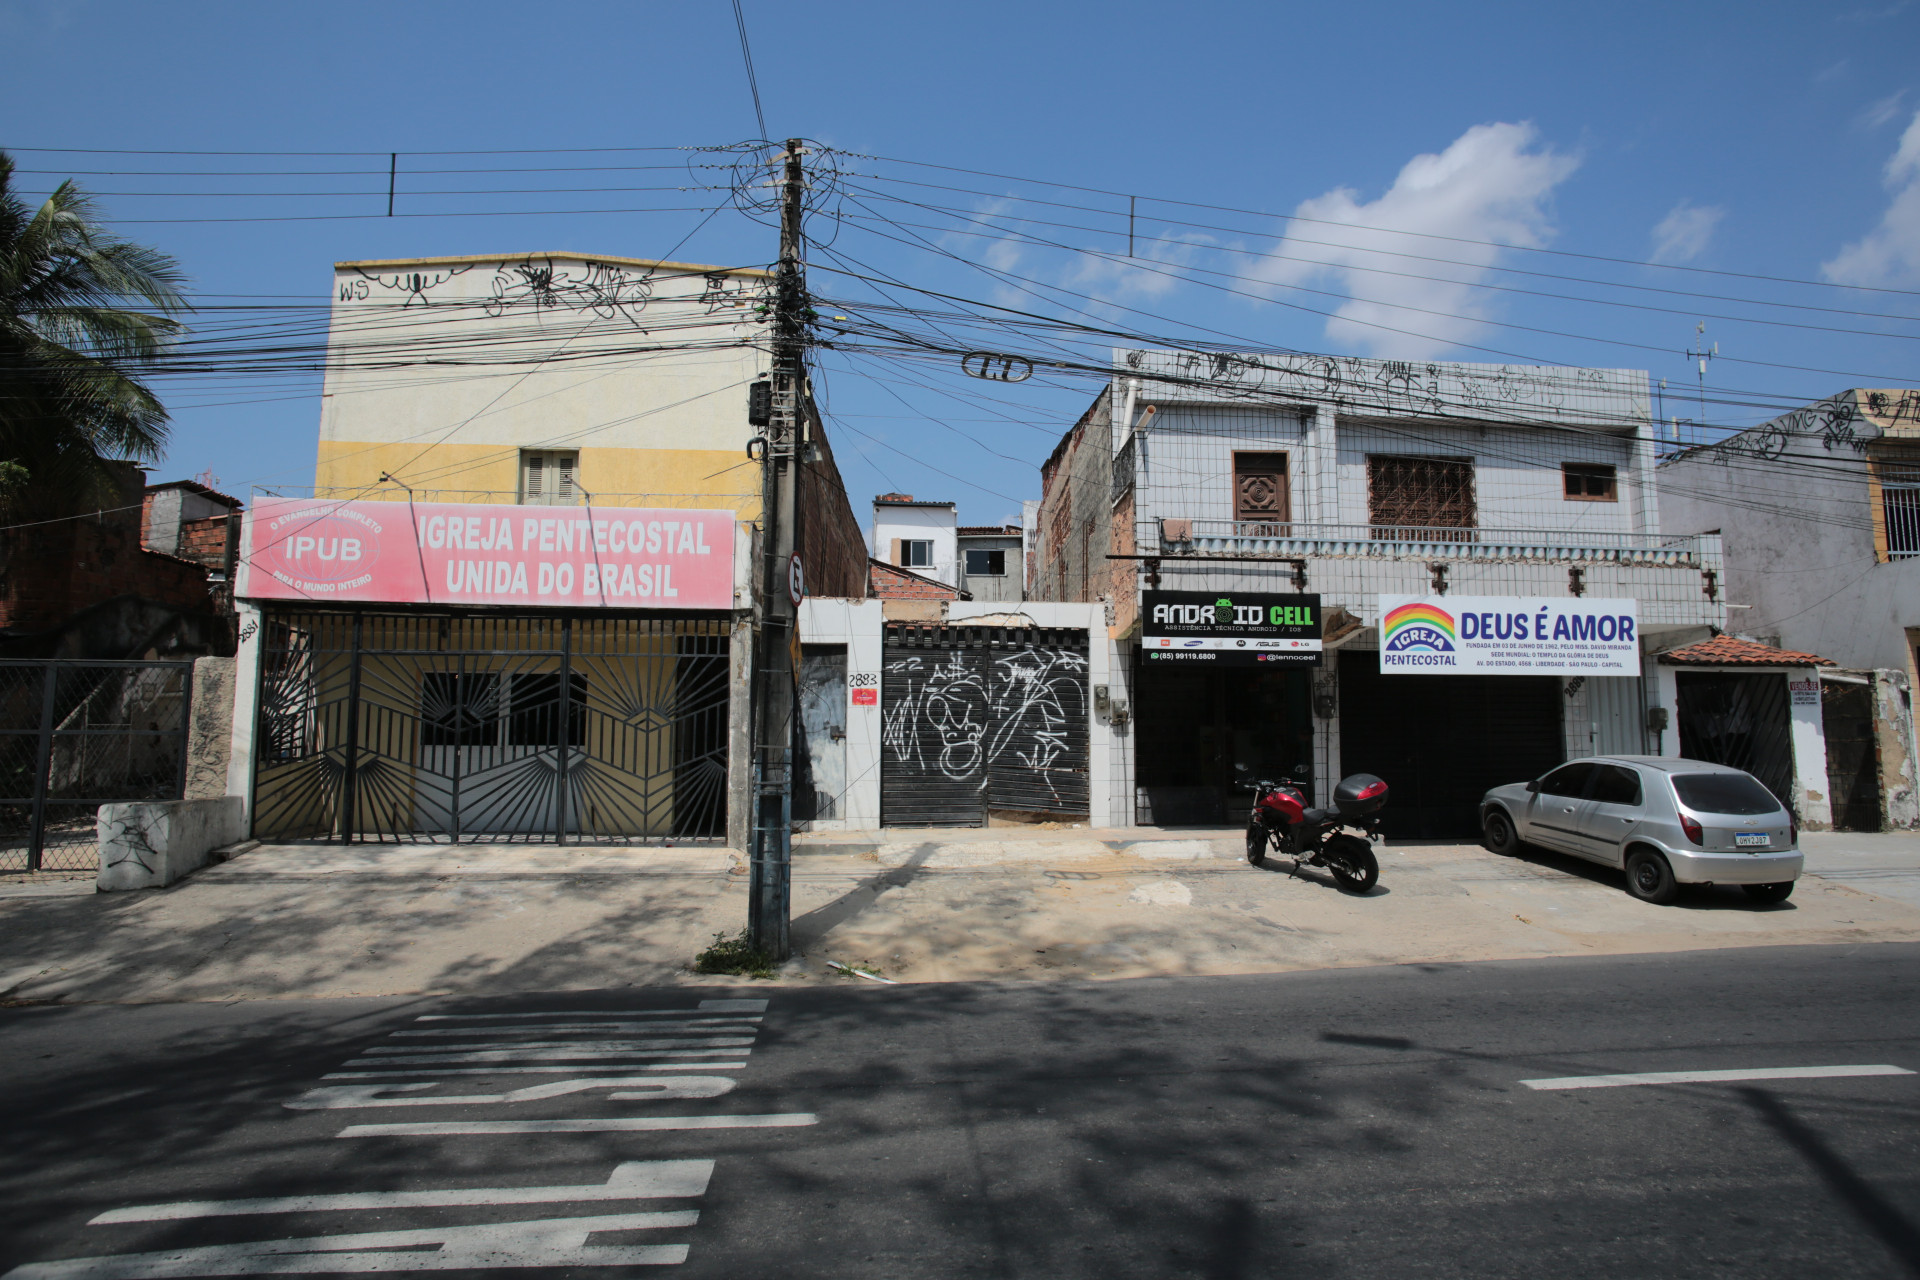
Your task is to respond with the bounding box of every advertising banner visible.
[237,497,737,611]
[1141,591,1322,666]
[1378,596,1640,675]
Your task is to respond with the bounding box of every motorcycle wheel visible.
[1323,834,1379,894]
[1245,825,1268,867]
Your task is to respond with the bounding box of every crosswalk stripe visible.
[323,1064,747,1079]
[388,1020,760,1038]
[89,1161,715,1223]
[363,1039,756,1054]
[4,1213,698,1277]
[336,1114,818,1137]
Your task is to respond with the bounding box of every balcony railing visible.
[1146,518,1715,567]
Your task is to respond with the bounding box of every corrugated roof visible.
[1657,636,1832,667]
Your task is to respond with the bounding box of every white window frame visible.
[521,450,579,506]
[901,539,934,569]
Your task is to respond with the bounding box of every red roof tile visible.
[1657,636,1832,667]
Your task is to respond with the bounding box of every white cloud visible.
[1650,201,1725,264]
[1823,108,1920,286]
[1859,90,1908,130]
[1253,122,1579,359]
[947,196,1218,317]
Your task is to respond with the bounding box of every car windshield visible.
[1671,772,1781,816]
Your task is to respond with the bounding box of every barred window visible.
[1367,455,1476,540]
[1882,458,1920,558]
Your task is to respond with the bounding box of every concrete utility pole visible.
[748,138,808,960]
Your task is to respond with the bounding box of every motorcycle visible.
[1243,766,1387,894]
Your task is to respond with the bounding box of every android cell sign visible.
[239,497,736,610]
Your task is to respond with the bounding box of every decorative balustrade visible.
[1144,519,1717,568]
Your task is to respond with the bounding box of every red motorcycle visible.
[1244,768,1387,894]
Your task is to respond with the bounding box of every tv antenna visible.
[1684,321,1717,446]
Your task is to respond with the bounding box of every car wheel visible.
[1624,848,1679,905]
[1484,809,1521,856]
[1742,881,1794,905]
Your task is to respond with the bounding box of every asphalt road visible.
[2,944,1917,1279]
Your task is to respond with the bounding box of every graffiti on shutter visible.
[881,626,1089,826]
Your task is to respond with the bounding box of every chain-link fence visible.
[0,661,192,872]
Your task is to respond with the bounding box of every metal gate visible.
[0,660,192,871]
[1675,671,1795,811]
[880,624,1089,827]
[252,610,730,843]
[1821,678,1881,831]
[1339,650,1564,838]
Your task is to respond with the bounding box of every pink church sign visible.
[237,497,737,611]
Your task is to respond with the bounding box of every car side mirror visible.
[1525,779,1539,793]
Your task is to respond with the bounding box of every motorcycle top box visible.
[1334,773,1388,818]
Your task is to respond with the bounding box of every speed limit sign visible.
[787,553,805,607]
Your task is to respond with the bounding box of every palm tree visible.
[0,150,188,515]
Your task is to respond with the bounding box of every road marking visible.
[342,1049,751,1069]
[362,1036,752,1059]
[1521,1064,1916,1091]
[363,1038,756,1054]
[416,1000,766,1022]
[287,1077,739,1109]
[389,1020,761,1037]
[90,1160,714,1223]
[337,1113,818,1137]
[3,1213,697,1277]
[323,1064,747,1079]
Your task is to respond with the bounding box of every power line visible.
[730,1,770,141]
[840,148,1920,298]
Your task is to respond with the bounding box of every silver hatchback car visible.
[1480,756,1801,906]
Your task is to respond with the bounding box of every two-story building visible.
[1033,349,1738,836]
[957,524,1025,603]
[229,252,866,849]
[1660,388,1920,830]
[871,494,957,585]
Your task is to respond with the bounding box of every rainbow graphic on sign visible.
[1383,602,1456,653]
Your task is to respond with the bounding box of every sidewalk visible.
[2,829,1918,1003]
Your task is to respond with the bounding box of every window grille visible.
[1882,458,1920,558]
[1233,451,1291,534]
[521,451,578,505]
[1367,455,1476,541]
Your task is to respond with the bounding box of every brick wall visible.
[1032,388,1116,604]
[0,467,215,634]
[794,398,871,599]
[869,559,961,600]
[176,515,234,568]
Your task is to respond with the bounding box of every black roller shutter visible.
[882,625,1089,827]
[1338,649,1563,838]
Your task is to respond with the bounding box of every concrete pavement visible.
[4,827,1920,1003]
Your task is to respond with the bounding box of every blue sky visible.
[3,0,1918,525]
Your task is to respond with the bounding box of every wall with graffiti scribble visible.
[880,633,1089,826]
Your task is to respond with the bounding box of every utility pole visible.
[748,139,808,961]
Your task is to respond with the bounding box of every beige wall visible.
[316,254,772,516]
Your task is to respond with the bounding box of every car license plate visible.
[1735,832,1770,848]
